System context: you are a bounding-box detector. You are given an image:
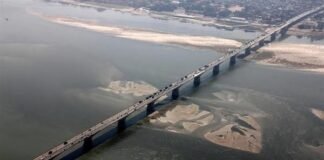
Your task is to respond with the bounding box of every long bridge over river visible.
[35,5,324,160]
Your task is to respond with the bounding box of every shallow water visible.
[81,62,324,160]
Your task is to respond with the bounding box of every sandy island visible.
[98,81,157,97]
[29,10,242,51]
[311,108,324,120]
[31,10,324,73]
[149,103,262,153]
[252,43,324,73]
[149,104,214,133]
[204,115,262,153]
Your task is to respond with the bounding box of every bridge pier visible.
[193,76,201,87]
[117,118,126,133]
[259,40,265,47]
[287,23,294,29]
[213,65,220,76]
[245,47,251,56]
[270,33,276,41]
[280,27,288,35]
[83,136,94,152]
[172,87,180,100]
[146,101,155,116]
[230,55,236,66]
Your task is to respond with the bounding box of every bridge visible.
[34,5,324,160]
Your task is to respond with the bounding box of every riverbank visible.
[29,10,242,52]
[48,0,268,32]
[35,0,324,74]
[46,0,324,40]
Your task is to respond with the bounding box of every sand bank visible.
[149,104,214,133]
[53,17,241,49]
[148,100,263,153]
[204,115,262,153]
[253,43,324,73]
[30,10,242,51]
[98,81,157,97]
[311,108,324,120]
[228,5,244,12]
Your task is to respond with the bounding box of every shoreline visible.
[50,0,324,39]
[29,10,242,51]
[50,0,267,32]
[37,0,324,74]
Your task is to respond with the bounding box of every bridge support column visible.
[213,65,220,76]
[146,101,155,116]
[117,118,126,133]
[245,47,251,56]
[230,55,236,66]
[83,136,94,152]
[270,33,276,41]
[280,27,288,35]
[172,87,180,100]
[259,40,264,47]
[193,76,201,87]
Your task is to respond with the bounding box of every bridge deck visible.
[34,4,324,160]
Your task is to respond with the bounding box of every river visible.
[0,0,323,160]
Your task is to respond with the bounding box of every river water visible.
[0,0,323,160]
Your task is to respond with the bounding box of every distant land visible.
[40,0,324,73]
[54,0,324,37]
